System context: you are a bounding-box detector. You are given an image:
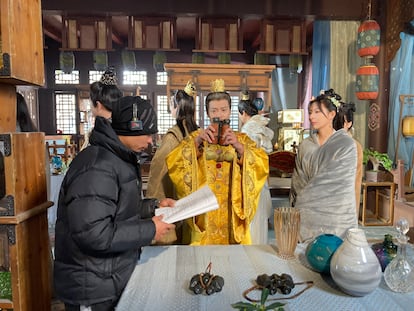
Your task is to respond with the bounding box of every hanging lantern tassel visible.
[357,20,381,58]
[356,64,379,100]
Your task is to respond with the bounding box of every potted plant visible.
[363,148,393,182]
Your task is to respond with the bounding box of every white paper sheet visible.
[154,185,219,223]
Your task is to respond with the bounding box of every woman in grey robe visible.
[290,89,358,242]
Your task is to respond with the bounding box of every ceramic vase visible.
[330,228,382,296]
[305,233,343,274]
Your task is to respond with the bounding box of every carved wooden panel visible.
[194,17,244,53]
[128,16,178,51]
[258,19,307,55]
[62,16,112,51]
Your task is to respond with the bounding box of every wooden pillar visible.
[0,0,49,309]
[370,0,414,153]
[0,85,17,132]
[366,0,388,153]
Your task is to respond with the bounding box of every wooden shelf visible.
[59,48,116,52]
[255,50,308,55]
[127,48,180,52]
[192,49,246,54]
[0,133,52,310]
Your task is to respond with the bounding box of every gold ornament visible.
[240,91,250,101]
[184,80,197,97]
[210,79,225,93]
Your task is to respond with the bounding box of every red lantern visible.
[356,65,379,100]
[357,20,381,57]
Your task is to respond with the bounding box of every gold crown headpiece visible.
[240,91,250,101]
[210,79,225,93]
[184,81,197,97]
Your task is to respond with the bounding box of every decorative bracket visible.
[6,225,16,245]
[0,53,11,76]
[0,134,11,156]
[0,196,14,217]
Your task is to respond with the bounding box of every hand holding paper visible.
[155,185,219,224]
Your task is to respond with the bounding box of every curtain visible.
[270,56,299,113]
[387,26,414,182]
[301,55,313,129]
[311,21,331,96]
[329,21,366,148]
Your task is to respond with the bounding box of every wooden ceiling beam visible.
[41,0,367,20]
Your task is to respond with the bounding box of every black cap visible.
[111,96,158,136]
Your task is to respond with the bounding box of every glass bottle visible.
[384,218,414,293]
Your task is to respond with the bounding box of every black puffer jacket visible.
[53,117,157,306]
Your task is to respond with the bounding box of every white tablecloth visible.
[116,244,414,311]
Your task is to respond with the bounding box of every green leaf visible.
[265,302,286,310]
[231,302,257,310]
[362,148,393,171]
[261,287,270,305]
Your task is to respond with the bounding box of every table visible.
[360,181,395,226]
[116,244,414,311]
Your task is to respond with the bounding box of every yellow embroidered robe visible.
[166,129,269,245]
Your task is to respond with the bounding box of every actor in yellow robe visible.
[166,80,268,245]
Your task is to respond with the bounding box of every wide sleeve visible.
[147,132,180,199]
[231,133,269,243]
[166,130,205,199]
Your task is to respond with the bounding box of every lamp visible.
[289,54,303,74]
[356,0,380,100]
[356,64,379,100]
[153,51,167,72]
[357,19,380,58]
[93,51,108,71]
[59,51,75,74]
[122,50,136,70]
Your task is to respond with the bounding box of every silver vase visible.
[330,228,382,296]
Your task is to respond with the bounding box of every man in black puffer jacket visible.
[54,96,176,311]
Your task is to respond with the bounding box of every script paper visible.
[154,185,219,223]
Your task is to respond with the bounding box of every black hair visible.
[238,99,258,117]
[89,69,122,111]
[16,93,37,132]
[205,92,231,117]
[173,89,198,136]
[334,102,356,131]
[309,88,341,118]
